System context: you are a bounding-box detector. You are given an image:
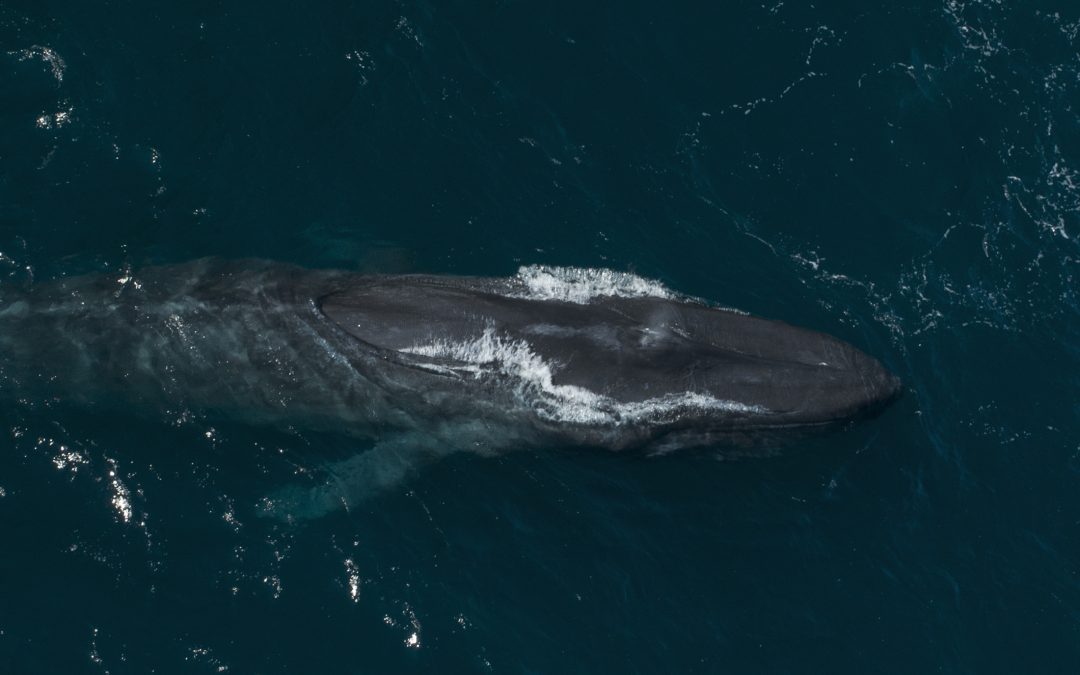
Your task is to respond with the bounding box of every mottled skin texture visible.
[1,257,900,450]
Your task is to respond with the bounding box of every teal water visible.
[1,1,1078,672]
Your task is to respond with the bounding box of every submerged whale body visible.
[1,258,900,514]
[3,258,900,446]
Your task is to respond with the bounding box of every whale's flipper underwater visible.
[263,426,511,521]
[0,258,901,519]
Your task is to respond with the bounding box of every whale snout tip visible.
[878,371,903,409]
[856,352,903,411]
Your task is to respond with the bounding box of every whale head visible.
[318,276,902,449]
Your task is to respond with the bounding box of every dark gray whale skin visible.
[0,257,900,453]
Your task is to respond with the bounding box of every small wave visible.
[512,265,675,304]
[402,328,766,425]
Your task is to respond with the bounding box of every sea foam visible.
[509,265,747,314]
[402,328,765,425]
[511,265,675,304]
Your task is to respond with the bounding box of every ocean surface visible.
[1,1,1078,672]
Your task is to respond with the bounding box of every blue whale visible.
[0,258,900,515]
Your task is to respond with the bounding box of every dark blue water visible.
[2,1,1078,672]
